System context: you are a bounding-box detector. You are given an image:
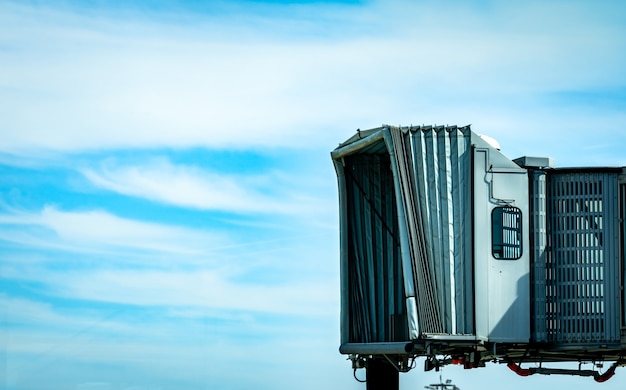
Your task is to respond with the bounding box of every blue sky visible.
[1,0,626,389]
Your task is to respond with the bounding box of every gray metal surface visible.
[339,342,416,355]
[472,141,530,343]
[513,156,555,169]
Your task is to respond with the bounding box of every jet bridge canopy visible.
[332,125,530,347]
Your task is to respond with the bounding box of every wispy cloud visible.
[81,157,313,214]
[0,203,338,315]
[2,293,347,390]
[0,205,227,255]
[2,1,624,153]
[32,268,337,316]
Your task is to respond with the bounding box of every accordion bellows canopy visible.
[332,125,475,343]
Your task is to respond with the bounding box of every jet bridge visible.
[331,125,626,387]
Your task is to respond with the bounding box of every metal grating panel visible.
[544,171,621,344]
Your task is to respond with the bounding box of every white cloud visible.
[0,295,136,337]
[1,1,624,153]
[81,157,314,214]
[0,206,227,256]
[1,256,337,319]
[1,293,350,390]
[41,268,337,316]
[0,203,339,315]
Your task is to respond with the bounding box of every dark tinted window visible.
[492,206,522,260]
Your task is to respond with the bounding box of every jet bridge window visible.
[492,206,522,260]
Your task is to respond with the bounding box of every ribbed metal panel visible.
[343,153,407,343]
[621,182,626,327]
[410,126,473,335]
[543,171,621,344]
[530,170,548,342]
[385,125,473,336]
[386,127,442,335]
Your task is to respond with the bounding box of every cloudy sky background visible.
[1,0,626,389]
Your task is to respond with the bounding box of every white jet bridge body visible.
[331,125,626,383]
